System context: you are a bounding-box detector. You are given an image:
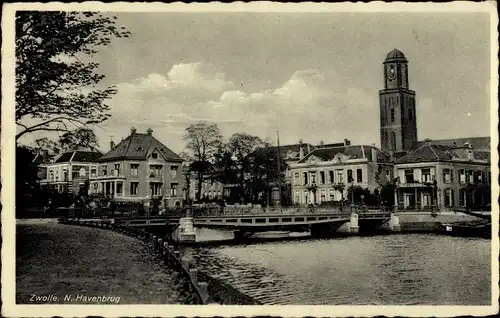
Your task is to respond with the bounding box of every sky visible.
[18,11,492,154]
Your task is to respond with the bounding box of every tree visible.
[16,146,42,217]
[15,11,131,141]
[58,127,100,151]
[30,127,99,157]
[183,122,223,200]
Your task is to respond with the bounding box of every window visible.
[459,169,466,184]
[421,168,432,183]
[347,170,353,183]
[91,167,97,178]
[459,189,467,207]
[130,164,139,177]
[130,182,139,195]
[408,109,413,121]
[170,166,178,178]
[390,108,395,122]
[303,172,308,185]
[294,172,300,185]
[444,189,454,207]
[356,169,363,183]
[101,165,107,176]
[116,182,123,195]
[320,190,326,203]
[391,132,396,151]
[310,172,317,184]
[467,170,474,183]
[93,183,98,190]
[295,191,300,204]
[422,194,432,207]
[329,189,335,201]
[404,169,414,183]
[329,171,334,184]
[476,171,484,184]
[79,167,86,177]
[151,153,158,159]
[443,168,453,183]
[151,183,162,196]
[114,164,120,175]
[170,183,178,196]
[150,165,162,177]
[320,171,325,184]
[336,169,344,184]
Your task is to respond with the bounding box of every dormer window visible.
[152,153,158,159]
[287,150,293,159]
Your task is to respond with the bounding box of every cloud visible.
[101,62,377,153]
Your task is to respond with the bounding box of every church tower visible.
[379,49,417,154]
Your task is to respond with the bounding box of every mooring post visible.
[197,282,209,304]
[189,268,199,285]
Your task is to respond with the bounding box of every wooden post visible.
[158,239,163,255]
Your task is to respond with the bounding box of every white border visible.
[2,2,499,317]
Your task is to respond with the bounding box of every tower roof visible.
[385,49,407,61]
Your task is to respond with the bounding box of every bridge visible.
[63,206,399,243]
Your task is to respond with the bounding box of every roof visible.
[385,49,407,61]
[53,151,102,163]
[316,142,345,148]
[396,143,490,164]
[269,143,317,161]
[412,137,490,151]
[298,145,390,164]
[98,132,182,162]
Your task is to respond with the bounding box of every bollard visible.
[189,268,199,285]
[181,257,190,270]
[158,239,163,255]
[197,282,209,304]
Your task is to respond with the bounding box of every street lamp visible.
[393,177,400,214]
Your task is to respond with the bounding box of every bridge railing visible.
[190,205,389,217]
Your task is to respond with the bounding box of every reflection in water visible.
[187,234,490,305]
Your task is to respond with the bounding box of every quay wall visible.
[398,212,486,232]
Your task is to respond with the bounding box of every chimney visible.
[424,138,432,146]
[110,139,115,151]
[147,128,153,136]
[307,144,311,154]
[371,148,377,163]
[319,140,324,146]
[131,127,137,135]
[344,138,351,146]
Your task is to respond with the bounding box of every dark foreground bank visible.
[16,223,190,304]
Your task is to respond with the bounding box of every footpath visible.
[16,222,189,304]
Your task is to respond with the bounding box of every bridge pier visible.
[389,213,401,232]
[348,213,359,234]
[176,217,196,243]
[233,230,254,242]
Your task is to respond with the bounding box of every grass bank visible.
[16,223,190,304]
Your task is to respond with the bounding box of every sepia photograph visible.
[2,2,498,317]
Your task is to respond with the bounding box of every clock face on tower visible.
[387,64,396,80]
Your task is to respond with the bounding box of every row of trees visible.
[182,123,287,205]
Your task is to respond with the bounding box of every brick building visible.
[89,128,184,208]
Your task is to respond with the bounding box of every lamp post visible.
[393,177,399,214]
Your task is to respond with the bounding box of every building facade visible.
[394,140,491,211]
[290,145,392,205]
[89,128,184,208]
[39,151,102,194]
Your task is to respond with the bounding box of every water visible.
[188,234,491,305]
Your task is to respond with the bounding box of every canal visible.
[186,232,491,305]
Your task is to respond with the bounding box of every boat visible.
[438,221,491,239]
